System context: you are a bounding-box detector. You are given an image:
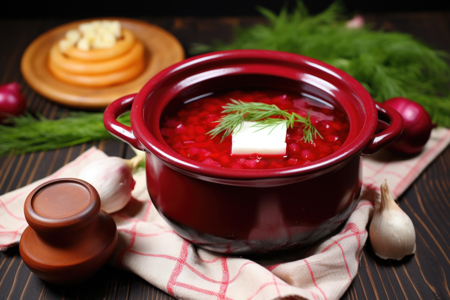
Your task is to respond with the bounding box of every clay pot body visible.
[104,50,403,255]
[19,178,118,285]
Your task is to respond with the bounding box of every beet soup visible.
[160,88,350,169]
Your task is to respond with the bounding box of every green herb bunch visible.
[0,112,130,156]
[208,99,321,143]
[192,1,450,127]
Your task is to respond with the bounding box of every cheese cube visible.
[83,30,97,42]
[79,22,94,34]
[92,31,116,49]
[90,21,102,30]
[232,121,287,156]
[106,20,121,38]
[59,39,75,53]
[76,37,90,51]
[65,29,81,43]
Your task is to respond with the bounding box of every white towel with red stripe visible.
[1,128,450,300]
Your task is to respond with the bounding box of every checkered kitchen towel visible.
[2,127,450,300]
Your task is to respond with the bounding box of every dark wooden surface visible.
[1,11,450,300]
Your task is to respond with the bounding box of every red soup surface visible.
[160,89,350,169]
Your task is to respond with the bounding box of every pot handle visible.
[103,94,144,150]
[361,102,404,155]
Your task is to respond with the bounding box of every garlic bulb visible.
[369,180,416,260]
[78,150,144,213]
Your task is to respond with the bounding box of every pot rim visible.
[131,49,377,179]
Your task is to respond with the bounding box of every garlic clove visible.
[77,151,144,214]
[369,180,416,260]
[78,157,134,213]
[125,148,146,170]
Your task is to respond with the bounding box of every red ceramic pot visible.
[104,50,403,255]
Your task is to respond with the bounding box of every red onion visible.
[384,97,435,155]
[0,82,27,123]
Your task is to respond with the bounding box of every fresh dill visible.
[0,112,130,156]
[191,1,450,127]
[207,99,321,143]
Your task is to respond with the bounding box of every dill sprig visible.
[0,112,130,156]
[207,99,321,143]
[191,1,450,127]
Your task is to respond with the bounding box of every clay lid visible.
[24,178,100,237]
[20,178,118,285]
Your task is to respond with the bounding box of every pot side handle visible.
[361,102,404,155]
[103,94,144,150]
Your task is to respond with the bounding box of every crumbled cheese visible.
[232,121,287,156]
[59,20,122,52]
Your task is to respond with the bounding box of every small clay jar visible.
[19,178,118,285]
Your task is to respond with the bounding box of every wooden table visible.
[1,11,450,300]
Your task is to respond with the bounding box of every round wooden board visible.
[20,18,185,110]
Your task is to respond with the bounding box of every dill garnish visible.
[207,99,321,143]
[192,1,450,127]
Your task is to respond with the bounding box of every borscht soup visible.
[160,88,349,169]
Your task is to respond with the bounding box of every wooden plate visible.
[21,18,185,110]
